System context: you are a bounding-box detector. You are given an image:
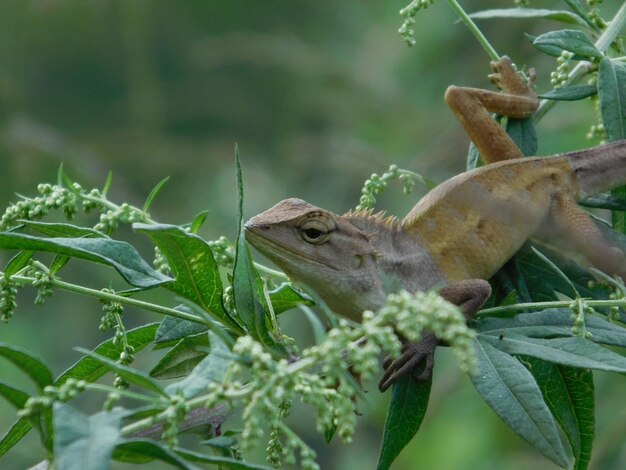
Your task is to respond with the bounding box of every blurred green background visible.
[0,1,624,468]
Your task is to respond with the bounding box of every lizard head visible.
[244,198,387,319]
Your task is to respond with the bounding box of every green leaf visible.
[472,339,572,468]
[0,343,53,390]
[476,309,626,347]
[598,57,626,141]
[512,244,606,303]
[19,220,106,238]
[143,177,170,214]
[376,374,432,470]
[0,233,170,288]
[155,312,209,345]
[563,0,598,31]
[268,283,315,314]
[75,348,168,396]
[134,223,241,332]
[0,419,33,458]
[4,250,34,277]
[538,85,597,101]
[190,210,209,234]
[150,334,209,379]
[114,439,268,469]
[0,381,29,409]
[506,117,537,156]
[166,332,233,398]
[469,8,587,26]
[483,334,626,372]
[524,359,594,470]
[532,29,602,60]
[177,446,274,469]
[580,193,626,211]
[232,147,280,349]
[56,324,158,385]
[54,403,125,470]
[102,171,113,196]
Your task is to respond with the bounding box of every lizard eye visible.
[299,216,335,245]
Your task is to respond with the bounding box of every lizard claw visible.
[378,332,438,392]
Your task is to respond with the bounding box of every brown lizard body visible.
[244,56,626,390]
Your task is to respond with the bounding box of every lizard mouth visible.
[244,225,338,271]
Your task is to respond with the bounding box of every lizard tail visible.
[567,139,626,198]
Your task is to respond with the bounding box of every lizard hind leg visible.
[545,194,626,279]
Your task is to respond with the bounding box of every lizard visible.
[244,56,626,392]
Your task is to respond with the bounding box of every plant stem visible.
[478,298,626,316]
[11,274,207,324]
[447,0,499,61]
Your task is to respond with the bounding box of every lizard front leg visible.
[445,56,539,163]
[378,279,491,392]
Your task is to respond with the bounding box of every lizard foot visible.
[378,332,438,392]
[488,56,536,98]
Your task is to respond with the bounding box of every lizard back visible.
[401,155,577,281]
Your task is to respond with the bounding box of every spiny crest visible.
[343,208,400,232]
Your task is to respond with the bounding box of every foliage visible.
[0,1,625,469]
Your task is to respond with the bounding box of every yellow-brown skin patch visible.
[402,156,578,281]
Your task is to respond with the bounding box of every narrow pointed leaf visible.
[75,348,167,396]
[0,343,53,389]
[472,339,571,468]
[177,447,274,469]
[0,381,29,409]
[484,334,626,372]
[598,57,626,141]
[268,283,315,314]
[54,403,125,470]
[377,374,432,470]
[150,334,209,379]
[190,210,209,234]
[134,223,241,332]
[469,8,587,26]
[113,439,198,468]
[580,193,626,211]
[4,250,34,277]
[524,358,594,470]
[476,309,626,347]
[18,220,106,238]
[539,85,597,101]
[166,332,232,398]
[233,147,279,348]
[56,324,158,385]
[0,233,170,288]
[143,177,170,213]
[0,419,32,458]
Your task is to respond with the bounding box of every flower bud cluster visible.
[94,203,144,234]
[32,270,53,305]
[208,236,235,267]
[162,393,190,446]
[18,378,87,418]
[0,184,81,230]
[398,1,435,46]
[0,273,19,322]
[357,165,420,211]
[153,247,171,275]
[550,51,574,89]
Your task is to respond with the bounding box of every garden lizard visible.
[244,57,626,391]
